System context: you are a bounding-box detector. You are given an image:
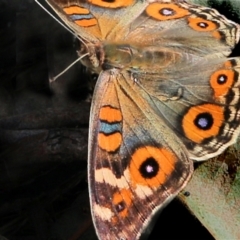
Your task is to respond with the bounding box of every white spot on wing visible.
[135,184,153,199]
[95,168,131,189]
[93,204,113,221]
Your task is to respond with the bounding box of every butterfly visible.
[44,0,240,239]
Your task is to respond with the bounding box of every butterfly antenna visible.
[50,52,89,82]
[35,1,90,83]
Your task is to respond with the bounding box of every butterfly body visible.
[45,0,240,239]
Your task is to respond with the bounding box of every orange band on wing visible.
[99,106,122,123]
[89,0,134,8]
[75,19,98,27]
[129,146,176,187]
[146,3,190,21]
[63,6,98,27]
[63,6,90,15]
[98,132,122,152]
[182,104,224,143]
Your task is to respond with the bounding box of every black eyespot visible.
[194,112,213,130]
[217,74,227,84]
[197,22,209,28]
[115,201,126,213]
[139,157,159,179]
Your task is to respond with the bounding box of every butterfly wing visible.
[46,0,148,42]
[119,1,239,58]
[88,69,193,240]
[100,1,240,161]
[134,57,240,161]
[47,0,239,57]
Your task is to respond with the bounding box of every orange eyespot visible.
[188,17,218,32]
[210,69,235,99]
[182,104,224,143]
[129,146,176,187]
[112,189,132,218]
[146,3,190,21]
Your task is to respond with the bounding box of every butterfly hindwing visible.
[120,55,240,160]
[88,70,193,239]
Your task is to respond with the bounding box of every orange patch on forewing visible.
[129,146,176,187]
[146,3,190,21]
[98,132,122,152]
[210,69,235,98]
[63,6,97,27]
[188,17,218,32]
[75,19,97,27]
[182,104,224,143]
[63,6,90,15]
[99,106,122,123]
[89,0,134,8]
[112,189,132,218]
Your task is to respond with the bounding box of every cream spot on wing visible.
[135,184,153,199]
[95,168,131,189]
[93,204,113,221]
